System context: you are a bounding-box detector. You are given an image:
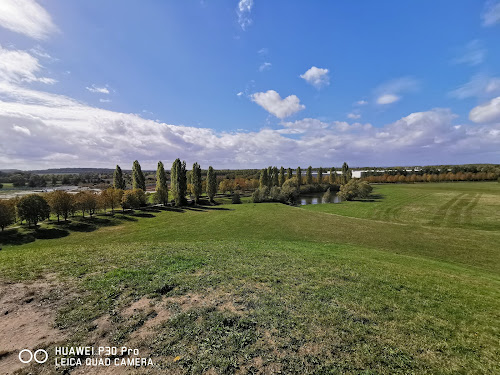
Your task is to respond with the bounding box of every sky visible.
[0,0,500,170]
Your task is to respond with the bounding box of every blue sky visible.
[0,0,500,169]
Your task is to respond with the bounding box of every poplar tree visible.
[132,160,146,190]
[207,166,217,203]
[329,167,336,184]
[278,166,286,186]
[192,162,202,204]
[272,166,279,186]
[171,159,187,206]
[113,165,126,190]
[318,167,323,184]
[297,167,302,187]
[259,168,269,189]
[155,161,169,206]
[267,166,273,188]
[287,168,293,180]
[306,166,313,185]
[341,162,351,184]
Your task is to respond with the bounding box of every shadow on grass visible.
[0,228,36,246]
[34,227,69,240]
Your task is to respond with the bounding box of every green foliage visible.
[0,199,15,231]
[341,162,352,185]
[207,166,217,203]
[317,167,323,184]
[231,192,241,204]
[155,161,169,205]
[121,189,146,210]
[47,190,74,222]
[75,191,98,217]
[278,166,286,187]
[338,179,373,201]
[113,165,126,190]
[16,194,50,226]
[329,167,336,184]
[286,168,293,180]
[259,168,269,189]
[296,167,302,186]
[272,166,279,187]
[171,159,188,206]
[192,163,202,203]
[132,160,146,191]
[306,166,313,185]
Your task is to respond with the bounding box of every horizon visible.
[1,1,500,169]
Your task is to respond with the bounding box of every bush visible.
[231,192,241,204]
[0,183,3,189]
[281,185,299,205]
[338,180,373,201]
[17,194,50,226]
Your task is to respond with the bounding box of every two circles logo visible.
[18,349,48,364]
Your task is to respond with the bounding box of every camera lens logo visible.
[18,349,48,364]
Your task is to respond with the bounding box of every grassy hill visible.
[0,182,499,374]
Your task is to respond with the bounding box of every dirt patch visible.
[0,277,69,374]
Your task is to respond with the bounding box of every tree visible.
[219,179,234,194]
[267,166,273,188]
[51,176,57,186]
[0,200,15,231]
[338,180,372,201]
[278,167,286,187]
[318,167,323,184]
[272,167,279,186]
[287,168,293,180]
[329,167,336,184]
[171,159,187,206]
[259,168,269,189]
[341,162,352,184]
[103,187,123,213]
[206,166,217,203]
[192,162,202,204]
[296,167,302,187]
[47,190,74,222]
[122,189,146,210]
[306,166,313,185]
[132,160,146,190]
[155,161,169,206]
[76,191,98,218]
[113,165,126,190]
[17,194,50,227]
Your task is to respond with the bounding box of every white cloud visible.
[258,62,272,72]
[257,48,268,55]
[347,113,361,119]
[236,92,244,97]
[482,1,500,26]
[450,74,500,99]
[375,77,419,105]
[237,0,254,30]
[0,44,56,84]
[0,0,57,40]
[469,96,500,123]
[12,124,31,136]
[251,90,305,119]
[356,100,368,106]
[453,40,486,66]
[86,85,110,94]
[377,94,399,105]
[0,46,499,169]
[300,66,330,89]
[99,98,111,103]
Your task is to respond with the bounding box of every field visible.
[0,182,499,374]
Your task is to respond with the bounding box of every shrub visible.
[231,192,241,204]
[338,180,373,201]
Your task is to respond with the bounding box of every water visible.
[300,192,341,205]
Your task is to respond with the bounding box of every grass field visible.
[0,182,499,374]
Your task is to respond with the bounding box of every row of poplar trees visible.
[112,160,218,207]
[259,162,352,189]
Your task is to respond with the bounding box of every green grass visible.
[0,182,499,374]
